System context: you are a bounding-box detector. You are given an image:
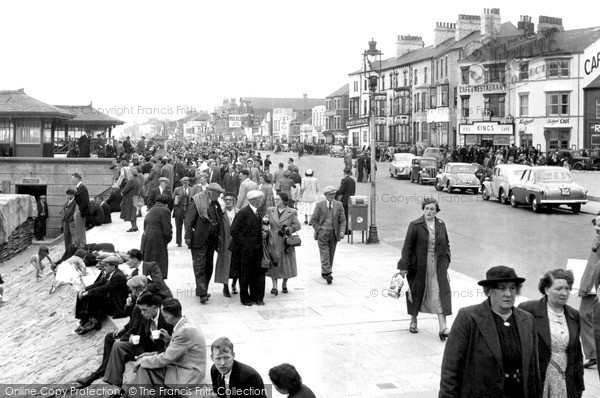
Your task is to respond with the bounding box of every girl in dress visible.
[49,249,88,295]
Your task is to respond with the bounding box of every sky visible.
[1,0,598,131]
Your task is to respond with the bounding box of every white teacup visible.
[151,330,161,340]
[131,335,140,345]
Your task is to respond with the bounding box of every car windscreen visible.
[395,156,412,162]
[540,171,573,182]
[450,165,477,174]
[421,160,437,167]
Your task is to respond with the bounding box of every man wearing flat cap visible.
[230,190,266,306]
[440,266,541,397]
[147,176,173,211]
[74,257,129,335]
[185,183,225,304]
[310,186,346,285]
[172,177,192,247]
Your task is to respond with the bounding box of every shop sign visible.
[459,122,514,135]
[518,118,534,125]
[346,117,369,128]
[22,178,40,184]
[545,118,570,127]
[589,123,600,133]
[458,83,506,94]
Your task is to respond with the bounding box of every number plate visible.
[561,188,570,196]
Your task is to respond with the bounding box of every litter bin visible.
[348,195,368,244]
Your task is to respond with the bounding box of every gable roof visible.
[0,89,74,119]
[240,97,325,110]
[178,112,210,123]
[327,83,349,98]
[585,73,600,89]
[54,105,124,125]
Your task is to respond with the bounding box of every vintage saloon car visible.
[509,166,588,213]
[389,153,416,179]
[434,163,481,194]
[482,164,531,204]
[409,157,438,185]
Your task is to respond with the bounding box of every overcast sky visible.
[1,0,597,128]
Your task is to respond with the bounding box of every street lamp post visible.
[363,39,381,244]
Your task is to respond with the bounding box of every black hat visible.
[477,265,526,286]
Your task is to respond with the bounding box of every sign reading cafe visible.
[459,122,514,135]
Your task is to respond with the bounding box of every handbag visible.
[388,272,405,299]
[285,233,302,248]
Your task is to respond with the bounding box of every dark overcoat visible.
[439,299,541,398]
[229,205,263,280]
[518,296,584,397]
[214,208,237,283]
[398,216,452,316]
[120,177,140,221]
[141,202,173,278]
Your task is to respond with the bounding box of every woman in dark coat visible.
[398,197,451,339]
[140,194,172,279]
[518,269,584,398]
[120,167,141,232]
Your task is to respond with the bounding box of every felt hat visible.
[478,266,526,286]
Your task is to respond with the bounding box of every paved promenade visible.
[76,202,600,397]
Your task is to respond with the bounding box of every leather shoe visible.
[231,285,238,295]
[254,301,265,306]
[242,302,252,306]
[200,296,209,304]
[223,287,231,298]
[326,275,333,285]
[584,359,597,368]
[76,372,101,388]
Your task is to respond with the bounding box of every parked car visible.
[434,163,481,194]
[422,147,443,165]
[389,153,416,179]
[555,149,593,170]
[330,145,344,157]
[509,166,588,214]
[409,157,438,185]
[482,164,531,204]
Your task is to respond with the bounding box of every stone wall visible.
[0,158,116,238]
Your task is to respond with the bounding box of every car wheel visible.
[571,204,581,214]
[447,182,453,193]
[531,196,542,213]
[573,163,583,171]
[481,187,490,200]
[435,179,443,191]
[498,189,504,204]
[510,193,519,208]
[418,176,423,185]
[472,188,479,195]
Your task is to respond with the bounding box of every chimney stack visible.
[538,16,564,35]
[434,22,456,47]
[517,15,535,35]
[481,8,501,37]
[455,14,481,42]
[396,35,425,57]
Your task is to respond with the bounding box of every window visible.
[454,87,457,107]
[421,92,427,112]
[403,71,408,87]
[364,79,367,91]
[520,62,529,80]
[334,98,341,109]
[350,99,359,116]
[402,97,410,114]
[16,119,41,144]
[424,67,428,84]
[445,56,448,77]
[547,60,569,78]
[436,60,439,79]
[389,74,394,88]
[546,129,570,150]
[43,122,52,143]
[422,122,428,141]
[414,94,419,112]
[485,64,505,83]
[326,100,332,111]
[546,92,569,116]
[461,97,470,117]
[334,116,341,130]
[0,121,13,142]
[414,69,418,85]
[430,88,437,108]
[363,100,368,115]
[484,94,505,118]
[440,85,448,107]
[353,81,359,92]
[381,75,385,91]
[519,94,529,116]
[597,99,600,119]
[461,68,469,84]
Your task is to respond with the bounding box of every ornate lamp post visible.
[363,39,382,244]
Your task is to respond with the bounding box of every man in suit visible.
[236,170,258,210]
[147,177,173,211]
[173,154,187,189]
[310,186,346,285]
[145,157,162,197]
[222,164,240,199]
[78,131,90,157]
[60,189,77,251]
[207,159,222,186]
[71,172,90,247]
[273,162,286,188]
[34,195,49,240]
[185,183,225,304]
[219,158,230,182]
[579,215,600,369]
[191,172,209,196]
[230,190,265,306]
[245,158,260,184]
[129,298,206,396]
[172,177,191,247]
[336,167,356,235]
[75,256,129,334]
[136,136,146,155]
[161,157,174,192]
[126,249,172,300]
[210,337,267,398]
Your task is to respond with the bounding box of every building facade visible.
[322,84,349,144]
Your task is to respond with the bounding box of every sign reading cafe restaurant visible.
[459,121,514,135]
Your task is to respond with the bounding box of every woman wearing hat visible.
[299,169,318,225]
[439,266,541,398]
[140,194,173,279]
[398,197,452,339]
[518,269,584,397]
[277,170,296,207]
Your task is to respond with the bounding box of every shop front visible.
[543,118,572,151]
[458,121,514,148]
